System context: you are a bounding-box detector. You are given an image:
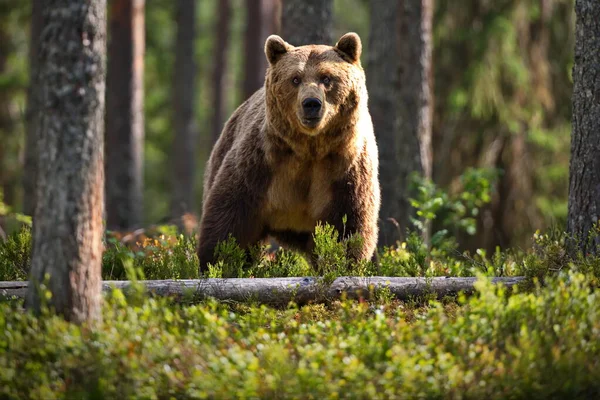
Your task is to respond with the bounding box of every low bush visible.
[1,271,600,398]
[102,231,199,280]
[2,219,600,283]
[0,225,31,281]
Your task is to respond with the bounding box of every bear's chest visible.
[264,159,333,232]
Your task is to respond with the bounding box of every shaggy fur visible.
[197,32,381,272]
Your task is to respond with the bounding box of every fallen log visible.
[330,276,525,300]
[0,276,525,305]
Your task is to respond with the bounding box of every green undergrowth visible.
[101,229,199,280]
[1,271,600,398]
[0,225,30,281]
[2,222,600,286]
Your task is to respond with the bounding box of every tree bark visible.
[0,13,19,208]
[170,0,198,221]
[242,0,263,101]
[23,0,43,217]
[9,276,525,306]
[242,0,280,101]
[567,0,600,255]
[211,0,231,145]
[25,0,106,324]
[105,0,145,230]
[397,0,434,239]
[281,0,333,46]
[367,0,401,248]
[264,0,282,37]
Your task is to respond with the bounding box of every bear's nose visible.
[302,98,322,115]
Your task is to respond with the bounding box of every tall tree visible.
[211,0,231,144]
[281,0,332,45]
[242,0,263,101]
[0,16,14,206]
[367,0,400,247]
[170,0,198,222]
[23,0,43,217]
[263,0,281,40]
[105,0,145,230]
[0,1,27,209]
[242,0,280,101]
[26,0,106,324]
[397,0,434,239]
[567,0,600,255]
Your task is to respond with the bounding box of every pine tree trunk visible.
[281,0,332,45]
[242,0,280,101]
[567,0,600,255]
[367,0,401,247]
[25,0,106,324]
[170,0,198,221]
[397,0,434,239]
[211,0,231,144]
[105,0,145,230]
[264,0,281,37]
[0,22,15,207]
[23,0,43,217]
[242,0,263,101]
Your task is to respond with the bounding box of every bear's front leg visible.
[197,167,269,273]
[322,162,380,265]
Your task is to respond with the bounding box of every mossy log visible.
[1,276,525,306]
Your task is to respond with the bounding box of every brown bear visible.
[197,32,381,272]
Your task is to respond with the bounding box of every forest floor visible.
[1,224,600,398]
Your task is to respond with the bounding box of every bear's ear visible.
[335,32,362,64]
[265,35,290,65]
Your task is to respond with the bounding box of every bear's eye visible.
[292,77,301,85]
[322,76,331,85]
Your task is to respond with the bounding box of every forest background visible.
[0,0,575,253]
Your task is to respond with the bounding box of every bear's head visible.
[264,32,365,137]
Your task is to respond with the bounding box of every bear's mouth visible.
[301,116,322,129]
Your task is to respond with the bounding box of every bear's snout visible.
[302,97,322,116]
[300,97,323,128]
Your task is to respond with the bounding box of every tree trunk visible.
[170,0,198,222]
[0,13,19,209]
[264,0,282,37]
[105,0,145,231]
[567,0,600,256]
[211,0,231,144]
[242,0,280,101]
[242,0,263,101]
[25,0,106,324]
[23,0,43,217]
[367,0,401,248]
[397,0,434,240]
[0,26,12,206]
[281,0,332,46]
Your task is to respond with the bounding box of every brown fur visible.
[197,32,381,272]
